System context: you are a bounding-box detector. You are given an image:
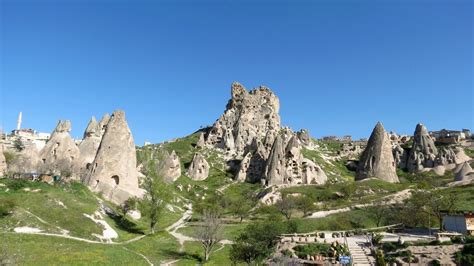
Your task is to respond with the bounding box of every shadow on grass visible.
[107,213,146,235]
[164,250,203,263]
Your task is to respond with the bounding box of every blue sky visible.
[1,0,472,144]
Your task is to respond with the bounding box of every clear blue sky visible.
[1,0,472,145]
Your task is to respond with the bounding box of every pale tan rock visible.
[356,122,399,183]
[78,116,102,171]
[407,123,438,172]
[9,144,40,174]
[0,145,6,176]
[187,153,209,181]
[455,162,474,181]
[160,150,181,183]
[38,120,81,179]
[206,82,281,157]
[85,110,143,204]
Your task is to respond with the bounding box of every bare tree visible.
[276,196,296,220]
[197,209,222,261]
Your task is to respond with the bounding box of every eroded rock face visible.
[407,124,438,172]
[301,158,327,185]
[8,144,40,174]
[356,122,399,183]
[196,132,205,148]
[297,129,312,147]
[187,153,209,181]
[454,162,474,182]
[205,82,281,158]
[0,145,7,175]
[79,117,102,171]
[38,120,81,179]
[85,110,142,204]
[160,150,181,183]
[264,133,327,186]
[98,113,110,136]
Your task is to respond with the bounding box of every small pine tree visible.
[375,249,386,266]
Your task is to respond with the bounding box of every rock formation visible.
[0,145,7,175]
[205,82,281,158]
[454,162,474,182]
[78,117,102,171]
[356,122,399,183]
[407,124,438,172]
[196,132,205,148]
[38,120,81,179]
[264,134,327,186]
[159,150,181,183]
[187,153,209,181]
[297,129,312,147]
[98,113,110,136]
[264,135,285,186]
[392,144,406,168]
[9,144,40,174]
[85,110,142,204]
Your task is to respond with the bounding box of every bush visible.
[382,242,408,252]
[375,249,385,266]
[372,233,384,245]
[0,199,15,217]
[6,179,29,190]
[455,243,474,265]
[294,243,331,258]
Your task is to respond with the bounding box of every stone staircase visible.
[346,238,375,266]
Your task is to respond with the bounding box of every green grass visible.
[2,232,184,265]
[280,178,409,210]
[176,222,248,241]
[293,208,378,233]
[439,184,474,210]
[0,179,103,240]
[176,241,236,265]
[302,147,355,182]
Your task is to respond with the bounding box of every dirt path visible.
[166,203,195,251]
[307,189,413,218]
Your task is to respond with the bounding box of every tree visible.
[366,203,389,227]
[229,197,252,223]
[196,209,222,261]
[120,197,138,222]
[295,195,315,217]
[230,220,286,264]
[139,161,171,234]
[341,182,356,199]
[406,190,458,230]
[13,138,24,152]
[276,195,296,220]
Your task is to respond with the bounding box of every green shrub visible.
[455,243,474,265]
[293,243,331,258]
[0,199,15,217]
[6,179,29,190]
[375,249,385,266]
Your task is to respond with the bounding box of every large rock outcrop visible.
[187,153,209,181]
[264,134,327,186]
[454,162,474,182]
[205,82,281,158]
[38,120,81,179]
[356,122,399,183]
[85,110,142,204]
[0,145,7,176]
[407,124,438,172]
[8,144,40,175]
[159,150,181,183]
[78,117,102,171]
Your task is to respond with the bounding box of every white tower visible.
[17,111,22,130]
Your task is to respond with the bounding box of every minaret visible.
[17,112,22,130]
